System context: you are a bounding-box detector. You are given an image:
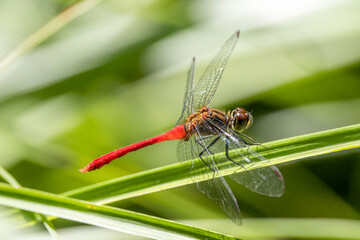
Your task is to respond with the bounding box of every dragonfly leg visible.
[196,137,221,173]
[233,130,264,147]
[225,137,248,172]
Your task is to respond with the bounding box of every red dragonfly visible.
[80,31,284,225]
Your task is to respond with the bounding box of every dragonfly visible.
[80,31,284,225]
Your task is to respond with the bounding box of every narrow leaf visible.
[0,183,237,240]
[67,124,360,204]
[0,167,58,239]
[0,0,101,76]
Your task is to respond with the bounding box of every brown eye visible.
[235,112,247,122]
[230,107,253,132]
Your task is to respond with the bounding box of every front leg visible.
[225,137,248,172]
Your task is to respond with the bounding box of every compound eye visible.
[231,107,252,132]
[235,111,247,122]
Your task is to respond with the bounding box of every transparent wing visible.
[176,58,195,126]
[205,117,285,197]
[177,127,242,225]
[192,31,240,111]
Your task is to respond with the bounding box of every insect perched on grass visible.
[81,31,284,225]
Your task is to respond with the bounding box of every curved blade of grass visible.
[0,183,238,240]
[0,0,101,76]
[0,167,58,239]
[7,124,360,235]
[67,124,360,203]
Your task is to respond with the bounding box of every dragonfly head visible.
[230,107,253,132]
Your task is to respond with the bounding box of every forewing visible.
[205,117,285,197]
[192,31,240,111]
[176,58,195,126]
[177,131,242,225]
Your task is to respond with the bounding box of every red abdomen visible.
[80,125,186,172]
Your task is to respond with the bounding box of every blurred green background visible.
[0,0,359,238]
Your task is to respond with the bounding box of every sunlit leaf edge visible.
[0,183,237,240]
[66,124,360,203]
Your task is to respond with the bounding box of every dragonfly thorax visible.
[184,107,227,139]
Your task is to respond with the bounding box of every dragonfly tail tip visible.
[79,167,88,173]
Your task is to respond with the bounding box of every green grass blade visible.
[0,167,21,188]
[7,124,360,236]
[0,183,237,240]
[67,124,360,203]
[0,0,101,76]
[0,167,59,239]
